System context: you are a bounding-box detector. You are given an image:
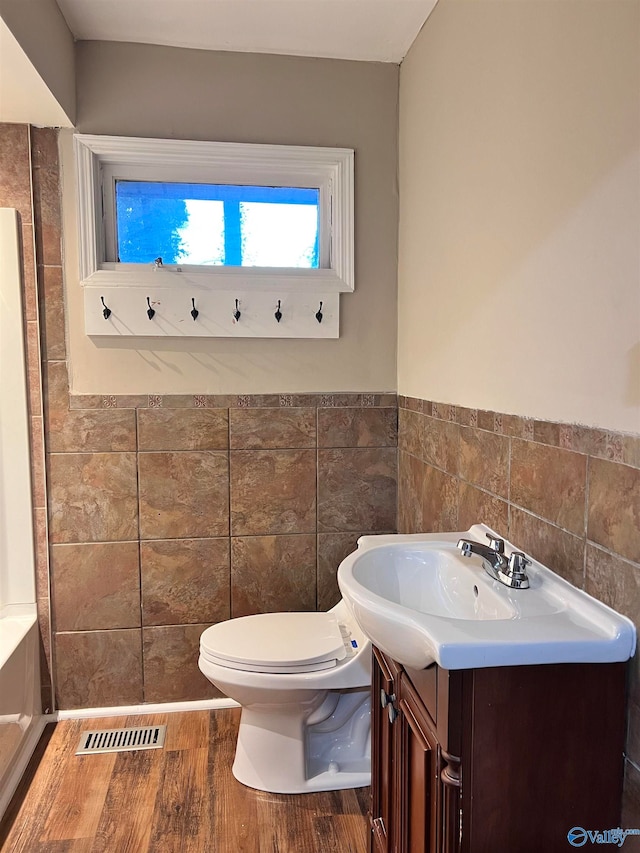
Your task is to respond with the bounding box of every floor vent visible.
[75,725,167,755]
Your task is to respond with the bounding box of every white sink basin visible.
[337,524,636,670]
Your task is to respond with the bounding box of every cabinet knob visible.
[388,704,398,724]
[380,689,396,709]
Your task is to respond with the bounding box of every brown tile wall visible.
[397,395,640,823]
[48,394,397,709]
[0,124,53,711]
[4,123,399,714]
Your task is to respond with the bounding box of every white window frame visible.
[74,134,354,293]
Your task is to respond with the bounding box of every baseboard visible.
[0,715,49,822]
[56,696,239,721]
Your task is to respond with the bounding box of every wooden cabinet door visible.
[370,648,401,853]
[397,674,440,853]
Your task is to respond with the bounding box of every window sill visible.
[85,263,352,293]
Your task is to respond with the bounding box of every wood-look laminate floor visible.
[0,709,369,853]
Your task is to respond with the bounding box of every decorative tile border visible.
[399,396,640,470]
[69,391,398,410]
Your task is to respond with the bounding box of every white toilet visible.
[198,599,371,794]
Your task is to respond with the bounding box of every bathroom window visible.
[74,134,354,292]
[111,181,321,269]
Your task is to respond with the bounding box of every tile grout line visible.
[583,455,590,590]
[135,408,146,704]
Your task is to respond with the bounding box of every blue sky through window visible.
[115,181,320,267]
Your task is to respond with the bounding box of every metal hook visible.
[146,297,155,320]
[233,299,241,321]
[275,300,283,323]
[190,298,199,321]
[101,296,111,320]
[315,301,323,324]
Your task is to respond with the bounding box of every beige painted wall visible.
[0,0,75,123]
[398,0,640,434]
[61,43,398,395]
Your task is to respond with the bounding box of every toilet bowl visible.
[198,599,371,794]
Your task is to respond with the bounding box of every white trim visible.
[74,133,354,292]
[84,265,348,294]
[74,139,102,285]
[56,696,239,721]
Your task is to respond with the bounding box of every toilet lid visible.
[200,612,348,674]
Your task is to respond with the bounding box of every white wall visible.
[398,0,640,433]
[0,19,73,127]
[0,0,75,123]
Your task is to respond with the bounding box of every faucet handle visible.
[508,551,531,576]
[485,532,505,553]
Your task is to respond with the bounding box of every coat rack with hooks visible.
[84,287,339,338]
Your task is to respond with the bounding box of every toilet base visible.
[233,756,371,795]
[232,691,371,794]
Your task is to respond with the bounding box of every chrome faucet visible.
[457,532,531,589]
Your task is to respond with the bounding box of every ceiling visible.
[55,0,439,63]
[0,0,437,125]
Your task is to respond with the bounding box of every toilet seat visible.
[200,611,350,674]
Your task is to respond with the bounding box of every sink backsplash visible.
[397,394,640,823]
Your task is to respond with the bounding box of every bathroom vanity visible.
[370,647,626,853]
[336,526,636,852]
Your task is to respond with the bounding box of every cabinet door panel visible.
[398,677,439,853]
